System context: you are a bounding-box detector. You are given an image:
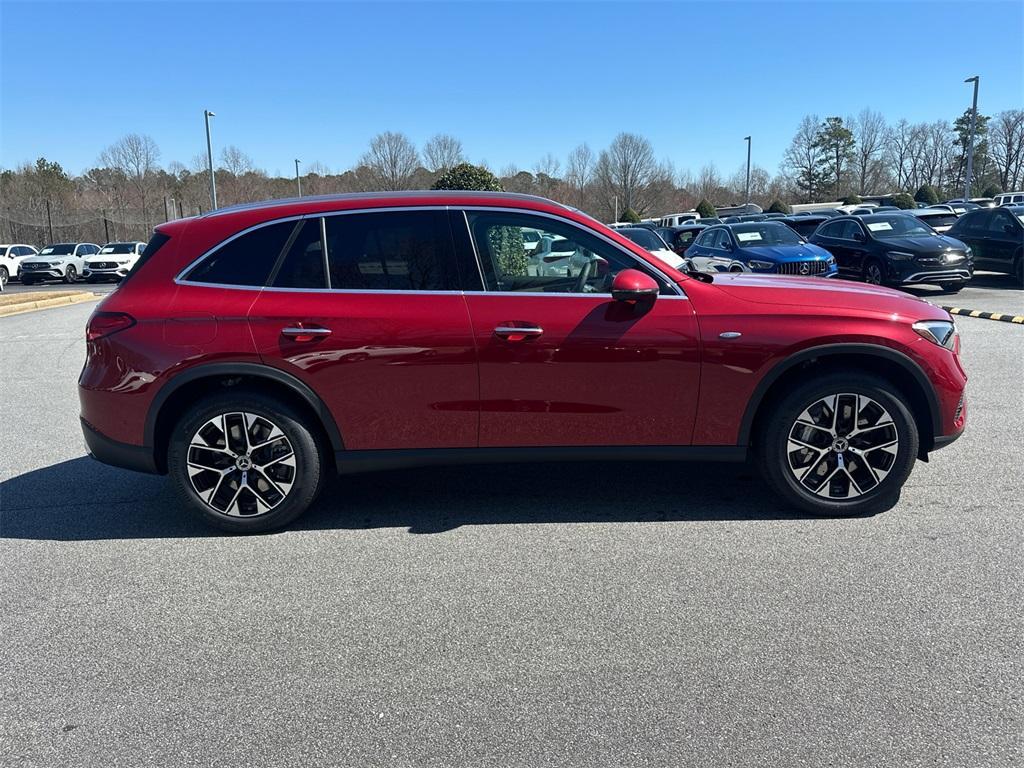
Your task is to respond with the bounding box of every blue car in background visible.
[686,222,838,277]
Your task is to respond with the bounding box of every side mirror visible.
[853,231,866,242]
[611,269,659,302]
[680,257,697,272]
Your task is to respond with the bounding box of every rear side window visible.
[324,210,458,291]
[184,220,296,286]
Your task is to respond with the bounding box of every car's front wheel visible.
[167,390,326,533]
[757,373,919,517]
[863,258,886,286]
[0,266,8,290]
[64,265,78,283]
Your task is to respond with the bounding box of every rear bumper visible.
[81,418,160,475]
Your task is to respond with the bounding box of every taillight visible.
[87,312,136,341]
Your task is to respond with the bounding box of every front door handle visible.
[494,325,543,341]
[281,326,331,342]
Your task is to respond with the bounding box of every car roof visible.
[201,190,574,220]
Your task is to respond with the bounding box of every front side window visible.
[466,211,671,295]
[988,211,1015,234]
[184,220,296,286]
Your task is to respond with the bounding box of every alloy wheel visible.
[65,265,77,283]
[0,267,7,290]
[865,262,883,285]
[786,393,899,500]
[186,411,297,517]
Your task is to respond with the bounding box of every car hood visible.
[707,273,950,319]
[739,243,830,262]
[30,255,71,263]
[878,235,966,254]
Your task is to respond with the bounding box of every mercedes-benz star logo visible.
[798,263,810,275]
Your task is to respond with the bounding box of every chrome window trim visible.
[175,203,689,299]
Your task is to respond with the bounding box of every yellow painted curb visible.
[0,292,98,318]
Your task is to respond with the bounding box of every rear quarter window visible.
[183,220,297,286]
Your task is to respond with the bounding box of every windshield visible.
[101,243,137,254]
[863,216,935,238]
[732,223,803,247]
[40,244,75,255]
[620,228,665,250]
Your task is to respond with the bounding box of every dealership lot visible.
[1,299,1021,767]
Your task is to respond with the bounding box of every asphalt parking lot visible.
[1,292,1021,767]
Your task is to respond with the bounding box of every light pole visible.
[744,136,752,209]
[204,109,218,210]
[963,76,979,201]
[295,159,302,197]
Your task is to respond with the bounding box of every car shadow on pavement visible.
[0,456,838,541]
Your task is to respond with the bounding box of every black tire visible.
[1015,250,1023,288]
[863,258,886,286]
[167,389,326,533]
[938,282,965,294]
[0,266,7,290]
[86,277,98,284]
[21,277,35,286]
[64,265,78,283]
[756,373,919,517]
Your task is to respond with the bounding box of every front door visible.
[248,209,479,451]
[455,209,700,448]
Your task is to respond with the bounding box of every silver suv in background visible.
[0,244,39,289]
[19,242,100,285]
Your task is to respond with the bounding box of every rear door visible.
[247,208,480,451]
[982,209,1022,271]
[454,208,700,448]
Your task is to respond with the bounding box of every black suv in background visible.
[946,205,1024,285]
[809,213,973,293]
[779,214,831,239]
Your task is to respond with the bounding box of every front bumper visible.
[83,267,128,279]
[20,268,63,279]
[81,418,159,474]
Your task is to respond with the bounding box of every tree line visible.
[1,107,1021,245]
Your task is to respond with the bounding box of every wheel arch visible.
[740,344,941,456]
[146,362,343,473]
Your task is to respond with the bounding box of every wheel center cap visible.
[235,455,253,471]
[832,437,849,453]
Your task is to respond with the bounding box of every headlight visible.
[748,260,774,270]
[826,255,836,265]
[50,262,62,267]
[887,251,915,261]
[913,320,957,350]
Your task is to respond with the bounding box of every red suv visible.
[79,192,967,532]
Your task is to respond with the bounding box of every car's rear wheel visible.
[64,265,78,283]
[757,373,919,517]
[167,390,325,533]
[863,258,886,286]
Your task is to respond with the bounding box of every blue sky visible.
[2,0,1022,178]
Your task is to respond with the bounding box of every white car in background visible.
[909,208,959,233]
[18,242,100,285]
[0,244,39,289]
[83,241,147,282]
[613,226,686,270]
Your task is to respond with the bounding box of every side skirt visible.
[334,445,748,475]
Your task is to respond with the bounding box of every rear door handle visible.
[494,325,543,341]
[281,326,331,342]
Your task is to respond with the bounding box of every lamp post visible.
[295,159,302,197]
[963,76,979,201]
[204,109,217,210]
[744,136,752,209]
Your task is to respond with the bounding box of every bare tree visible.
[695,163,723,203]
[885,119,915,190]
[359,132,420,190]
[781,115,824,202]
[423,134,465,173]
[853,109,887,194]
[533,153,562,198]
[565,143,594,208]
[594,132,657,216]
[99,133,160,229]
[990,109,1024,191]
